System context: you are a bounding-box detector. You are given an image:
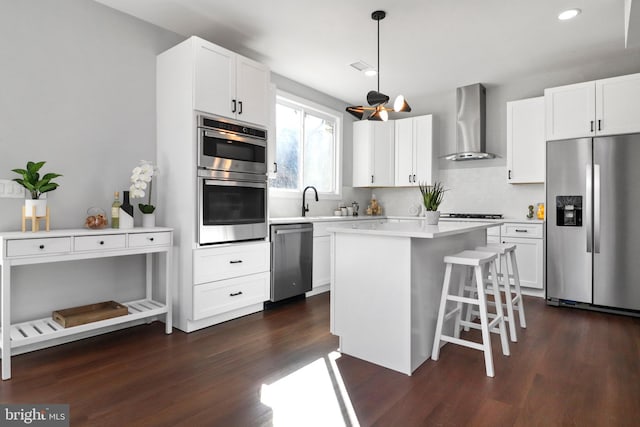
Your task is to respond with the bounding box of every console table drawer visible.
[6,237,72,257]
[193,272,269,320]
[75,234,126,251]
[128,232,171,248]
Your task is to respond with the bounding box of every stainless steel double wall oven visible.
[197,113,268,245]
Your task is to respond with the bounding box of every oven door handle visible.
[204,179,267,189]
[201,129,267,148]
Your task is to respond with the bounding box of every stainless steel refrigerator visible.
[546,134,640,312]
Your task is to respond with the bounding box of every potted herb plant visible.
[12,161,62,217]
[418,181,446,225]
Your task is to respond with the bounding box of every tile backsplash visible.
[373,166,544,220]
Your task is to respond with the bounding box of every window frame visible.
[270,90,342,200]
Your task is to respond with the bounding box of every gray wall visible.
[0,0,182,321]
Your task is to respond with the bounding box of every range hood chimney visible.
[444,83,497,161]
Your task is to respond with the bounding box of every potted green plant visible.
[12,161,62,217]
[418,181,446,225]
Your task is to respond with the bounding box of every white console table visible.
[0,227,173,380]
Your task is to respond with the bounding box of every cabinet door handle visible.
[413,174,416,183]
[508,170,512,180]
[229,291,243,297]
[232,99,237,113]
[598,119,601,131]
[238,101,243,114]
[409,174,412,183]
[371,175,374,184]
[273,162,278,173]
[39,244,45,249]
[229,260,243,264]
[590,120,594,132]
[149,237,155,241]
[515,229,528,233]
[99,241,105,245]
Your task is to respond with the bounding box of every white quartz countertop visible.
[269,215,543,225]
[327,220,501,239]
[269,215,384,225]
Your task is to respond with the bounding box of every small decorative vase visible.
[424,210,440,225]
[119,191,134,229]
[142,212,156,228]
[24,199,47,218]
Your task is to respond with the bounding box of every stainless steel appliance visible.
[270,223,313,302]
[546,134,640,313]
[197,113,268,245]
[444,83,497,161]
[198,113,267,175]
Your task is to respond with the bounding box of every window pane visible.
[303,113,335,193]
[273,104,301,190]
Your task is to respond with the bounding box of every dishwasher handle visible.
[273,227,313,236]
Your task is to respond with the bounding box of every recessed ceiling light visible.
[558,8,581,21]
[364,69,377,77]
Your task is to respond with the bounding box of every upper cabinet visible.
[507,97,545,184]
[545,72,640,141]
[352,121,395,187]
[394,115,437,187]
[192,37,270,127]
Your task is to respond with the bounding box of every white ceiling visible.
[95,0,636,106]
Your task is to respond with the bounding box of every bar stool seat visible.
[432,250,510,377]
[467,244,527,342]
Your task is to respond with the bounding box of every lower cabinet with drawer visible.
[188,241,270,330]
[500,222,544,290]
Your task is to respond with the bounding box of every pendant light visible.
[346,10,411,121]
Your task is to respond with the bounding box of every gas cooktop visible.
[441,213,503,219]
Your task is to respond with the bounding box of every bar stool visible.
[467,244,527,342]
[432,250,510,377]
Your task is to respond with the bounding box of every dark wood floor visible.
[2,293,639,426]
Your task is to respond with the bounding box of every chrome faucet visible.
[302,186,319,217]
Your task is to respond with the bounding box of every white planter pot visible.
[142,213,156,228]
[25,199,47,218]
[424,210,440,225]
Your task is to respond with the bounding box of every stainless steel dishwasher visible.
[270,222,313,302]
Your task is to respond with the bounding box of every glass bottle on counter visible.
[111,191,121,229]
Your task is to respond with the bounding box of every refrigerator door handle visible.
[586,165,593,253]
[594,164,601,254]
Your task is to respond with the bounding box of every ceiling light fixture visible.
[346,10,411,121]
[558,8,581,20]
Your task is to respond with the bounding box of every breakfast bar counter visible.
[328,220,500,375]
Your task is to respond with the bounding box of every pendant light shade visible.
[393,95,412,112]
[346,10,411,121]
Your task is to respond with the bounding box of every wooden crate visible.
[52,301,128,328]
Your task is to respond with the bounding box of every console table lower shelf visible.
[1,298,168,348]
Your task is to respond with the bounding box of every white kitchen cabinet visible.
[310,219,383,296]
[193,37,270,127]
[507,97,545,183]
[352,120,395,187]
[545,72,640,141]
[394,115,437,187]
[501,223,544,290]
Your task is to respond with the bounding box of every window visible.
[271,93,341,197]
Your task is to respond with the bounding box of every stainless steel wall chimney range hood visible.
[444,83,497,161]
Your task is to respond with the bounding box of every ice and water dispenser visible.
[556,196,582,226]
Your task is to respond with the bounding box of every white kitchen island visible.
[329,220,500,375]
